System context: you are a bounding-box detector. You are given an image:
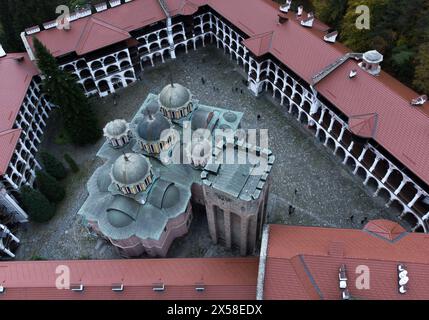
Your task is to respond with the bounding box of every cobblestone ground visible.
[15,45,402,261]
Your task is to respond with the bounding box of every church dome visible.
[137,112,171,142]
[143,100,161,116]
[107,209,134,228]
[161,184,180,208]
[159,83,191,111]
[103,119,128,137]
[111,153,151,186]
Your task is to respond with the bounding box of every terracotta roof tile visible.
[0,129,22,175]
[0,258,258,300]
[263,224,429,300]
[22,0,429,184]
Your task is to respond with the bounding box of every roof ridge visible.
[75,16,130,55]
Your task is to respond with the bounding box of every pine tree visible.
[20,186,56,223]
[39,151,68,180]
[36,170,66,203]
[33,37,101,145]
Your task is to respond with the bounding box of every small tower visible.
[359,50,383,76]
[103,119,131,148]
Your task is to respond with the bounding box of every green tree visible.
[39,151,67,180]
[413,42,429,94]
[64,153,80,173]
[311,0,348,30]
[0,0,65,51]
[36,170,66,203]
[33,38,101,145]
[20,186,56,223]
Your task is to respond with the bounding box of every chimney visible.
[349,69,357,79]
[324,31,338,43]
[300,12,314,28]
[297,5,304,16]
[279,0,292,13]
[411,95,428,106]
[278,13,289,24]
[0,44,6,58]
[359,50,383,76]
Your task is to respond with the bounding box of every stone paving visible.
[14,45,402,261]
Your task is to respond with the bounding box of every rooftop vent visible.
[25,26,41,35]
[398,264,409,294]
[359,50,383,76]
[342,289,351,300]
[94,2,108,12]
[43,20,58,30]
[301,12,314,28]
[297,5,304,16]
[411,95,428,106]
[324,31,338,43]
[338,264,348,289]
[0,44,6,58]
[349,69,357,79]
[70,284,84,292]
[280,0,292,13]
[109,0,121,7]
[153,283,165,292]
[195,282,205,292]
[111,283,124,292]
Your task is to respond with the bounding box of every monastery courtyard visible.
[14,46,403,261]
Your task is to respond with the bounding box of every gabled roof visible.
[0,53,38,132]
[348,113,378,139]
[17,0,429,186]
[364,219,407,241]
[28,0,166,57]
[75,17,131,56]
[0,258,258,300]
[263,223,429,300]
[0,129,22,175]
[243,31,274,56]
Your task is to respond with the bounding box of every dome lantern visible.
[103,119,131,148]
[158,83,194,120]
[110,153,153,195]
[134,101,176,154]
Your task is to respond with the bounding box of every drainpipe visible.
[256,224,270,300]
[158,0,176,59]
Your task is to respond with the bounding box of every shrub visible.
[36,170,65,203]
[64,153,79,173]
[20,186,56,223]
[39,151,67,180]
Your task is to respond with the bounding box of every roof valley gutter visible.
[20,32,36,61]
[256,224,270,300]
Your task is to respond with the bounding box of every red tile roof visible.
[0,53,38,132]
[29,0,166,57]
[0,53,37,176]
[263,224,429,300]
[16,0,429,186]
[75,17,131,56]
[0,258,258,300]
[348,113,379,139]
[0,129,22,175]
[363,219,407,241]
